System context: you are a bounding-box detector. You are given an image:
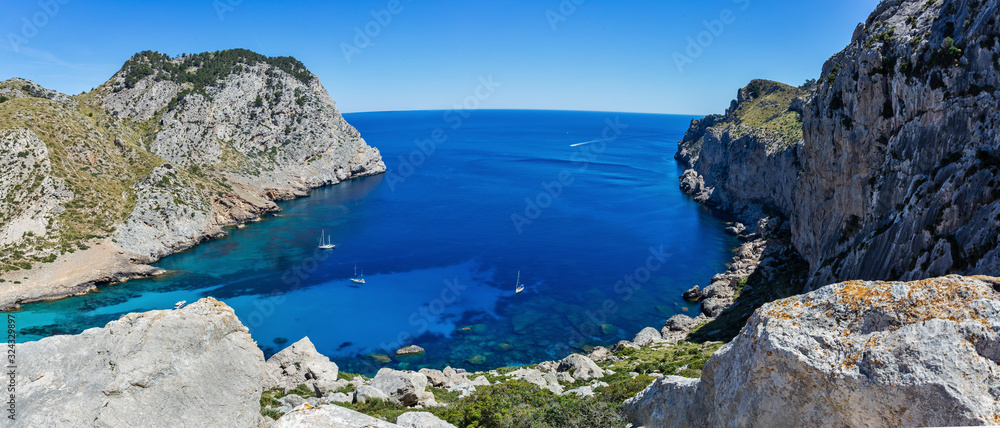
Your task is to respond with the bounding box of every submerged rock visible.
[14,298,264,428]
[367,353,393,365]
[396,344,426,355]
[625,276,1000,427]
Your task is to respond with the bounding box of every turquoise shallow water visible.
[11,110,737,375]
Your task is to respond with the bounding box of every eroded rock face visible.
[13,298,265,428]
[676,79,806,219]
[795,0,1000,287]
[625,276,1000,427]
[678,1,1000,289]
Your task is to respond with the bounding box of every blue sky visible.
[0,0,880,115]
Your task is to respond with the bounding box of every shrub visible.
[287,383,316,398]
[431,381,626,428]
[594,375,657,404]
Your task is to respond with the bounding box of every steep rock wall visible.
[795,0,1000,286]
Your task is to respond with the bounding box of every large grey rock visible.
[13,298,265,428]
[279,394,307,408]
[264,336,340,396]
[624,376,701,426]
[372,368,435,407]
[396,412,458,428]
[625,276,1000,427]
[557,353,605,380]
[354,384,391,403]
[419,368,449,387]
[272,404,402,428]
[660,314,704,344]
[564,381,610,398]
[506,367,562,395]
[631,327,664,347]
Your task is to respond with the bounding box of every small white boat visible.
[515,270,525,294]
[236,224,246,229]
[350,264,365,285]
[174,300,186,309]
[318,230,336,250]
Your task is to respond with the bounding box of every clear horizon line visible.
[341,107,704,116]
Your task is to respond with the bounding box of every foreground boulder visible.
[396,412,457,428]
[557,353,605,380]
[372,368,436,406]
[273,404,401,427]
[625,276,1000,427]
[264,336,343,396]
[14,298,265,428]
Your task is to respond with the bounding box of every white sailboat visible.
[318,230,336,250]
[350,264,366,285]
[515,270,525,294]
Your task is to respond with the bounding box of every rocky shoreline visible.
[15,271,999,427]
[0,51,387,310]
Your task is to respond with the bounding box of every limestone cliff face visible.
[625,275,1000,427]
[679,0,1000,287]
[676,79,806,221]
[101,50,384,191]
[0,49,386,307]
[795,0,1000,286]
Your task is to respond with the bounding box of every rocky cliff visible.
[679,0,1000,290]
[624,275,1000,427]
[796,0,1000,287]
[0,49,386,308]
[676,79,806,220]
[14,298,266,427]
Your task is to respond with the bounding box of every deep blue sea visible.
[12,110,736,375]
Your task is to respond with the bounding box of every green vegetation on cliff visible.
[261,341,722,427]
[117,49,313,91]
[726,79,808,150]
[0,85,161,271]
